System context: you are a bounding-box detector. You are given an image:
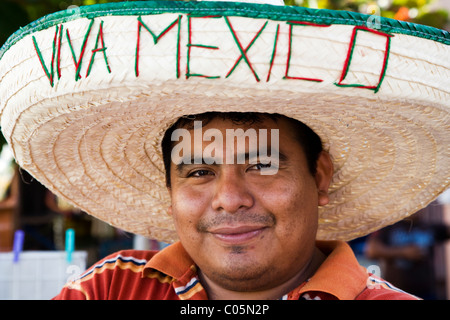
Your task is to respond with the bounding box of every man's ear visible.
[314,151,334,206]
[167,205,173,216]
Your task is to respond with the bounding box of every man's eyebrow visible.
[174,151,288,173]
[249,150,288,163]
[273,151,288,163]
[174,157,219,174]
[175,162,188,174]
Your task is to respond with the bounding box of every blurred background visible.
[0,0,449,300]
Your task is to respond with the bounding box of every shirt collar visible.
[143,241,195,281]
[295,241,368,300]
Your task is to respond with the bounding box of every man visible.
[52,112,419,300]
[0,0,447,300]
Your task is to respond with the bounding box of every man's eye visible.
[188,169,213,177]
[248,163,272,171]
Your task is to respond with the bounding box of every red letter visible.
[224,17,268,82]
[186,15,222,79]
[335,26,393,93]
[135,15,181,77]
[85,20,111,77]
[284,21,330,83]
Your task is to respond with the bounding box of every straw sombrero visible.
[0,0,448,242]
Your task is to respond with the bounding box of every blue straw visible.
[13,230,24,263]
[65,228,75,263]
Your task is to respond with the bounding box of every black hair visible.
[161,112,323,188]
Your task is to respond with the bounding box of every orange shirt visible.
[53,241,419,300]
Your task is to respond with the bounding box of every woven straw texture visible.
[0,1,448,242]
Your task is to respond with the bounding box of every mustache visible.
[197,212,276,232]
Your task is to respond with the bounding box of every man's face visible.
[167,116,331,292]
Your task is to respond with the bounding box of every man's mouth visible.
[208,225,268,245]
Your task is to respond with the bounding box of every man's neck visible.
[198,247,326,300]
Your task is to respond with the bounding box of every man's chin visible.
[204,252,273,291]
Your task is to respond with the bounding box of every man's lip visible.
[208,225,268,244]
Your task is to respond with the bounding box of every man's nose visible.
[211,168,254,213]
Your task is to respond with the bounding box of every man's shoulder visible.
[53,249,168,300]
[78,249,159,280]
[80,249,157,274]
[356,275,421,300]
[97,249,158,264]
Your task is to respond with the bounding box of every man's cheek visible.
[172,208,198,239]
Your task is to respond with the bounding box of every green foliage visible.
[414,9,448,28]
[0,1,30,46]
[284,0,449,29]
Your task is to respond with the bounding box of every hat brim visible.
[0,1,449,242]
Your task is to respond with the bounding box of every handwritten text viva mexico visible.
[31,13,393,92]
